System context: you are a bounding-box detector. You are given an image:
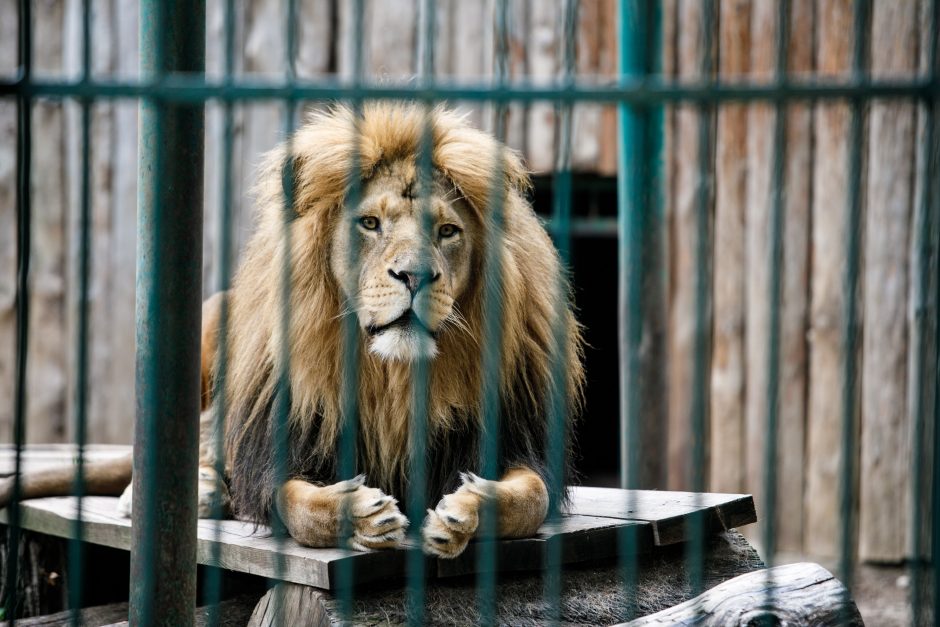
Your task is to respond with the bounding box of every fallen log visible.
[619,562,863,626]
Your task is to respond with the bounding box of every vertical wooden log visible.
[804,0,856,559]
[367,0,418,77]
[667,0,710,490]
[571,0,601,170]
[526,0,559,173]
[0,0,19,443]
[104,0,141,444]
[776,0,813,555]
[859,1,918,563]
[26,0,69,444]
[709,0,750,497]
[743,0,775,535]
[741,0,814,556]
[596,0,619,176]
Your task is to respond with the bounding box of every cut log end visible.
[620,562,863,626]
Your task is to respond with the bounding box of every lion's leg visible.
[422,466,549,559]
[275,475,409,551]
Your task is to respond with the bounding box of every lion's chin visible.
[369,327,439,362]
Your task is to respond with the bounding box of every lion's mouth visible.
[367,310,436,338]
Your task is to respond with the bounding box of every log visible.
[709,0,751,497]
[618,562,863,626]
[859,1,919,564]
[668,0,713,491]
[248,531,765,626]
[803,0,857,559]
[743,0,813,555]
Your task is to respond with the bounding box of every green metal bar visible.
[5,0,32,621]
[686,0,716,606]
[837,0,869,608]
[68,0,94,621]
[617,0,660,620]
[476,5,511,623]
[1,76,936,104]
[761,0,791,616]
[544,2,578,624]
[204,2,238,625]
[405,3,437,624]
[129,0,206,624]
[335,1,364,620]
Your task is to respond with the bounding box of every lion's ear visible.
[434,133,531,215]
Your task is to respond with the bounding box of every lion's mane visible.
[219,102,584,525]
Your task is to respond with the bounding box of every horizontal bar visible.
[0,75,936,104]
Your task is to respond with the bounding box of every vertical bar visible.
[5,0,33,620]
[838,0,869,607]
[406,2,436,624]
[544,1,577,624]
[204,1,238,625]
[686,0,715,604]
[69,0,94,621]
[476,3,510,622]
[761,0,790,611]
[334,1,365,621]
[617,0,659,619]
[130,0,206,624]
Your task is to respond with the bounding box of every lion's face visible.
[330,161,477,361]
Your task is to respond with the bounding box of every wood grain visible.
[859,0,918,562]
[0,484,756,590]
[617,562,863,626]
[803,0,857,560]
[709,0,751,498]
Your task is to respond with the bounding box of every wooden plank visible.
[709,0,751,498]
[0,484,757,589]
[618,562,863,626]
[568,487,756,546]
[803,0,856,560]
[525,0,559,173]
[859,1,918,563]
[435,515,649,578]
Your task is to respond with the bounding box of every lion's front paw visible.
[422,486,483,559]
[342,475,410,551]
[117,483,133,517]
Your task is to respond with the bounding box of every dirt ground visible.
[851,563,913,627]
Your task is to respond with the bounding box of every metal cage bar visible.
[129,1,206,624]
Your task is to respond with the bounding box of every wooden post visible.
[709,0,751,497]
[859,1,919,563]
[804,0,857,560]
[743,0,813,556]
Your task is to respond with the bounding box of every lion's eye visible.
[359,216,380,231]
[438,224,460,238]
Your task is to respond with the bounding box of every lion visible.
[0,102,584,559]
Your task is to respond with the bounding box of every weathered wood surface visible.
[618,562,863,626]
[803,0,857,561]
[709,0,751,499]
[249,530,764,627]
[0,485,755,591]
[859,1,919,563]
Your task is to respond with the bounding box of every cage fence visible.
[1,0,939,625]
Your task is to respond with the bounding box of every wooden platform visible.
[0,446,756,591]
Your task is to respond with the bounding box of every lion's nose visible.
[388,268,441,295]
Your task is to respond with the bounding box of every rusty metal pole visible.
[130,1,205,625]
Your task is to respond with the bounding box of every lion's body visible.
[0,102,584,558]
[217,103,584,529]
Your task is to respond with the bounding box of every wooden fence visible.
[0,0,936,564]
